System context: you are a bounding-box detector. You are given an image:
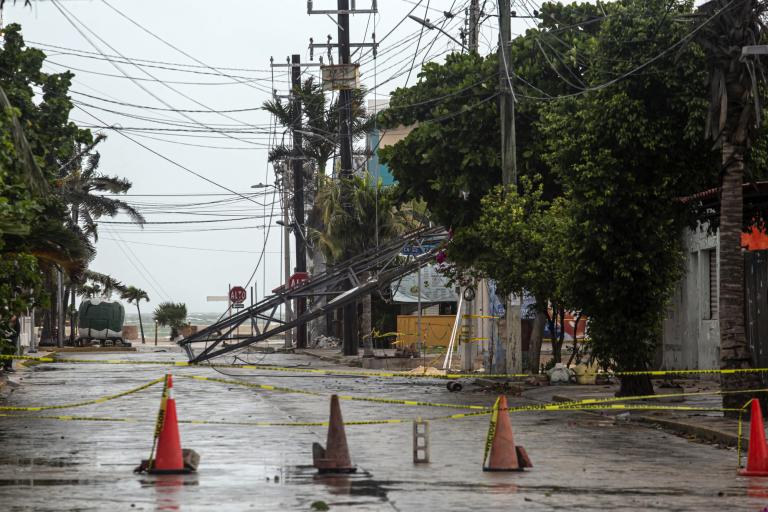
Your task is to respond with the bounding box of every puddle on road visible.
[0,456,79,467]
[0,478,96,486]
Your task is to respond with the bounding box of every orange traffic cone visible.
[740,399,768,477]
[313,395,357,474]
[135,374,199,475]
[483,395,532,472]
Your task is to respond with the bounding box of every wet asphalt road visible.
[1,350,767,511]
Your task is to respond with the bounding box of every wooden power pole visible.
[291,54,308,349]
[469,0,480,53]
[308,0,378,356]
[498,0,522,373]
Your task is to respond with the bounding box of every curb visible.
[631,415,740,447]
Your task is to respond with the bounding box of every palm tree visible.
[263,78,372,342]
[153,302,188,341]
[57,136,144,343]
[311,174,414,345]
[121,286,150,344]
[698,0,768,413]
[262,78,372,175]
[58,135,145,242]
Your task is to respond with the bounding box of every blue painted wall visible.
[367,129,396,186]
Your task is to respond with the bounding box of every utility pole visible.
[469,0,480,53]
[270,57,321,348]
[291,54,308,349]
[281,167,294,348]
[499,0,516,186]
[338,0,357,356]
[308,0,378,356]
[499,0,522,373]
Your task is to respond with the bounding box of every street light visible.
[251,182,275,189]
[408,15,468,50]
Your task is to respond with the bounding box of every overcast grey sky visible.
[3,1,531,312]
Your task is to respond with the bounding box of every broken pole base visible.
[483,446,532,472]
[313,442,357,474]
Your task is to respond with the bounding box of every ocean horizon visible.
[124,311,285,338]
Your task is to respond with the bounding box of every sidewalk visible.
[296,351,749,447]
[522,380,748,447]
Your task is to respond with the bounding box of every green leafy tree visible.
[452,179,573,371]
[121,286,150,344]
[58,135,144,341]
[0,23,94,343]
[377,3,601,371]
[153,302,188,340]
[379,52,501,228]
[539,0,717,395]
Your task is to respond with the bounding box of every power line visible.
[99,237,279,255]
[70,90,268,113]
[75,105,272,208]
[99,216,266,225]
[28,40,276,73]
[51,0,267,148]
[44,60,275,90]
[100,0,271,94]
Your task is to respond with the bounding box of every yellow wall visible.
[396,315,455,347]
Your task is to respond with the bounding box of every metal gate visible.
[744,250,768,376]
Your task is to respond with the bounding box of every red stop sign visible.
[229,286,247,304]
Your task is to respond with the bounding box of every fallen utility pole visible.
[179,227,447,363]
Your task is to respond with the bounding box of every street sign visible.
[232,303,245,309]
[401,243,437,256]
[229,286,247,304]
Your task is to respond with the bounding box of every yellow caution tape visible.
[544,387,768,409]
[0,403,739,427]
[178,374,489,410]
[0,377,164,411]
[0,413,404,427]
[0,354,529,380]
[8,354,768,381]
[737,398,754,469]
[482,397,500,467]
[147,375,170,470]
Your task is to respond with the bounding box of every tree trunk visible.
[361,293,373,356]
[719,143,765,415]
[617,375,655,397]
[528,308,546,373]
[40,269,55,345]
[309,250,328,342]
[552,307,566,364]
[136,303,146,344]
[68,286,77,345]
[567,312,583,366]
